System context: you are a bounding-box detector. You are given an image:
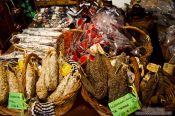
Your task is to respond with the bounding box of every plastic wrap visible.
[92,7,124,33]
[164,25,175,46]
[168,45,175,56]
[161,25,175,61]
[140,0,174,12]
[64,6,135,60]
[92,7,132,54]
[140,0,175,26]
[22,29,61,37]
[0,51,24,61]
[166,25,175,56]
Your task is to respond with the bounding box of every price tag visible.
[108,93,141,116]
[8,92,27,110]
[61,63,72,77]
[18,58,24,71]
[146,63,160,73]
[163,63,175,76]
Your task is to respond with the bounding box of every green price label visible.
[108,93,141,116]
[8,92,27,110]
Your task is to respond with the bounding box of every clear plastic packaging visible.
[160,25,175,61]
[140,0,175,26]
[168,45,175,56]
[165,25,175,45]
[91,7,132,54]
[140,0,174,12]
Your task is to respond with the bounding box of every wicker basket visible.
[81,56,141,116]
[123,26,153,65]
[80,26,151,115]
[0,52,81,116]
[0,106,22,116]
[0,54,31,116]
[22,53,81,115]
[81,86,112,116]
[54,79,81,115]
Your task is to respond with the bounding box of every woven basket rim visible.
[0,106,22,115]
[123,25,153,59]
[81,86,112,115]
[53,80,81,105]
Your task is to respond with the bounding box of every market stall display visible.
[0,0,175,116]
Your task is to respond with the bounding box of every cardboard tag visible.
[89,43,105,55]
[90,44,98,55]
[145,35,151,41]
[146,63,160,73]
[61,63,72,77]
[18,58,24,71]
[97,43,105,55]
[108,93,141,116]
[8,92,27,110]
[143,73,151,81]
[163,63,175,76]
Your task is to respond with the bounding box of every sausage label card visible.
[108,93,141,116]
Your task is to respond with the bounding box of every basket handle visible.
[21,53,41,96]
[122,25,150,41]
[69,29,86,33]
[53,79,82,105]
[12,43,27,53]
[123,25,153,60]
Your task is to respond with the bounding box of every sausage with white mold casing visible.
[16,67,24,93]
[47,74,71,102]
[63,73,79,96]
[45,49,59,92]
[7,69,20,93]
[22,29,61,37]
[6,62,24,93]
[36,54,48,100]
[26,62,37,99]
[81,53,108,100]
[13,34,57,45]
[0,65,8,104]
